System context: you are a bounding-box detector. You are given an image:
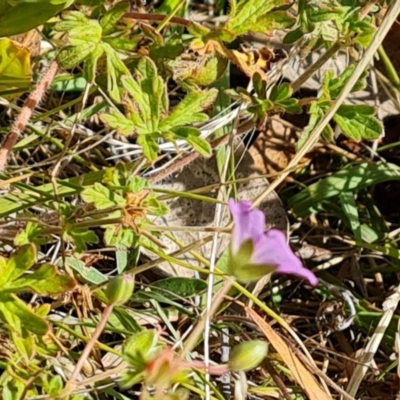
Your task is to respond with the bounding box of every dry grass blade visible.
[0,172,32,187]
[246,307,333,400]
[346,285,400,396]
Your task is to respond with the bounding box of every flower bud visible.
[229,340,268,372]
[105,274,134,305]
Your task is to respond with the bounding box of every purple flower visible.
[228,199,318,286]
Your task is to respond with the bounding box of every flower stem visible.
[64,304,114,392]
[181,275,235,358]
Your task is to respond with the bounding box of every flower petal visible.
[251,229,318,286]
[228,199,266,254]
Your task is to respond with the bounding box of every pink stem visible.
[0,61,58,172]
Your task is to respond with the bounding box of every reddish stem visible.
[123,12,190,27]
[66,304,114,387]
[0,61,58,172]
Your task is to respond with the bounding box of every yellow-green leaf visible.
[0,38,31,90]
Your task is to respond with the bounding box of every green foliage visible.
[0,244,76,335]
[135,277,207,302]
[101,57,217,160]
[0,38,31,95]
[81,172,167,247]
[120,330,162,389]
[224,0,293,37]
[283,0,376,51]
[55,3,140,101]
[288,162,400,217]
[0,0,397,398]
[0,0,69,37]
[299,66,382,147]
[226,73,301,125]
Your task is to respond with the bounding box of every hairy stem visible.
[64,304,114,390]
[0,61,58,172]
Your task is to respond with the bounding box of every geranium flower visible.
[228,199,318,286]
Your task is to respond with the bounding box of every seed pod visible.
[105,274,134,305]
[229,340,268,372]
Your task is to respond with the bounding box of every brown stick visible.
[0,61,59,172]
[148,120,254,184]
[123,12,190,27]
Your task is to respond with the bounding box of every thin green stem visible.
[377,45,400,89]
[155,0,186,33]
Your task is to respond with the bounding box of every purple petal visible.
[228,199,266,254]
[252,229,318,286]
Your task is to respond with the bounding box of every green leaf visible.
[14,221,48,246]
[81,182,125,209]
[84,44,104,84]
[340,191,361,241]
[58,46,90,70]
[297,101,332,150]
[104,225,136,247]
[187,22,211,37]
[55,12,102,69]
[63,227,99,253]
[360,224,380,244]
[147,277,207,300]
[270,83,292,103]
[0,0,67,37]
[0,38,31,90]
[100,1,128,36]
[3,264,76,295]
[242,11,295,33]
[334,105,382,141]
[224,0,288,36]
[65,257,108,284]
[203,28,237,43]
[48,376,63,397]
[0,293,48,335]
[101,110,136,136]
[253,73,266,99]
[283,28,304,44]
[0,244,36,287]
[102,43,125,102]
[159,89,218,130]
[137,134,159,161]
[112,307,142,333]
[171,127,211,156]
[128,176,149,193]
[323,65,367,99]
[150,37,185,65]
[11,330,35,361]
[308,8,342,23]
[122,330,160,369]
[288,162,400,217]
[121,58,166,133]
[186,54,228,86]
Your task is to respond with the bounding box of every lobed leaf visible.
[0,293,48,335]
[225,0,288,36]
[81,182,125,209]
[334,105,382,141]
[159,89,218,131]
[0,244,36,287]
